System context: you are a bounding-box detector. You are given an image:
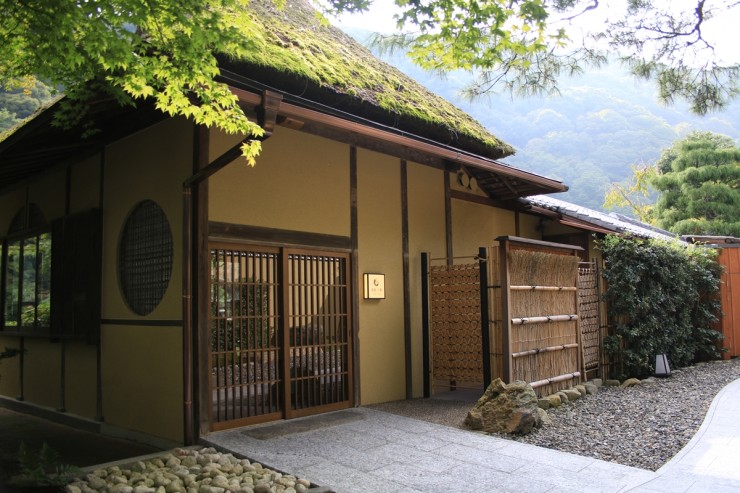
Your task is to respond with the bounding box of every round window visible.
[118,200,173,316]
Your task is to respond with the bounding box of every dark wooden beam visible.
[208,222,352,251]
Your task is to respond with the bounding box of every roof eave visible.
[231,85,566,199]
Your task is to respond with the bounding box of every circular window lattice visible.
[118,200,173,316]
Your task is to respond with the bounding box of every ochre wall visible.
[518,213,542,239]
[28,168,66,223]
[356,149,405,404]
[0,117,190,444]
[99,117,191,442]
[22,340,61,408]
[406,162,446,397]
[101,325,183,442]
[102,117,189,322]
[452,195,517,256]
[209,127,350,235]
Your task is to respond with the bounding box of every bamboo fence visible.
[505,243,582,396]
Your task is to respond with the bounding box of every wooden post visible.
[498,238,512,384]
[574,250,583,385]
[421,252,431,398]
[479,247,491,389]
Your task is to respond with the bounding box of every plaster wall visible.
[209,127,350,236]
[101,324,183,442]
[0,164,95,410]
[452,196,517,256]
[0,336,20,397]
[98,116,191,442]
[518,213,543,239]
[101,117,190,322]
[69,156,102,214]
[22,339,61,408]
[356,148,405,404]
[0,189,25,233]
[28,168,66,222]
[406,162,446,397]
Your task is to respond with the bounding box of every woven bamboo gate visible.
[496,237,583,397]
[578,261,602,380]
[426,255,486,393]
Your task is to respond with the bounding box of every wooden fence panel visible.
[719,247,740,358]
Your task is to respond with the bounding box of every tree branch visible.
[562,0,598,22]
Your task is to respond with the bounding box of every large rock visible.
[563,389,582,402]
[621,378,641,388]
[584,383,598,395]
[464,379,542,435]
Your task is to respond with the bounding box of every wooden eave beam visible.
[229,86,567,196]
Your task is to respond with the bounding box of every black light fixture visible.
[655,353,671,377]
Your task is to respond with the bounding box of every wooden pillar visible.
[479,247,491,389]
[421,252,430,398]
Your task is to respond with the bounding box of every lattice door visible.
[578,261,601,378]
[209,243,352,430]
[210,245,281,429]
[285,250,352,417]
[429,263,483,391]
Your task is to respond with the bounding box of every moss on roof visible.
[233,0,514,158]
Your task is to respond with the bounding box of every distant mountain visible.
[341,27,740,212]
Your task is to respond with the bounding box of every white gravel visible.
[370,358,740,471]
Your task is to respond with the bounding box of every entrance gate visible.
[209,243,352,430]
[423,237,605,398]
[428,259,485,392]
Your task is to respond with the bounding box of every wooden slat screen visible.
[286,251,351,415]
[210,246,281,427]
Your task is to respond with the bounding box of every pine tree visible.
[652,132,740,236]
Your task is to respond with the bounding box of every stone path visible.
[206,377,740,493]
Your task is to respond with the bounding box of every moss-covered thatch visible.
[224,0,514,159]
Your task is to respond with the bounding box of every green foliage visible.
[10,442,81,488]
[212,278,273,353]
[0,79,55,133]
[603,163,658,223]
[598,235,722,379]
[651,132,740,236]
[0,0,265,162]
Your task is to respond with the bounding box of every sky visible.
[330,0,740,66]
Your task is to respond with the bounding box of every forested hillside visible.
[344,28,740,211]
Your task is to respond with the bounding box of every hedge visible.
[598,234,722,379]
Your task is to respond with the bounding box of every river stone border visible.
[538,377,653,411]
[65,446,333,493]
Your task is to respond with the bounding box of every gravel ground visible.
[369,358,740,471]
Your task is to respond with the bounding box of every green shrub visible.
[598,235,722,378]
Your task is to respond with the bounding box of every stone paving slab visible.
[207,378,740,493]
[206,408,654,493]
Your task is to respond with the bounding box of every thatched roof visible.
[220,0,515,159]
